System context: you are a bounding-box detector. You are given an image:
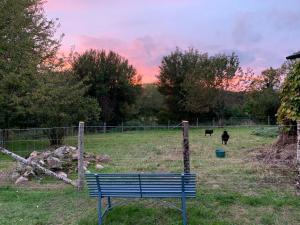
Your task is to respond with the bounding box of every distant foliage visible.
[136,84,165,124]
[251,127,279,138]
[157,47,240,121]
[244,67,281,124]
[29,72,100,145]
[0,0,100,131]
[30,72,100,127]
[72,50,142,125]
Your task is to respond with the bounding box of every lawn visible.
[1,127,300,225]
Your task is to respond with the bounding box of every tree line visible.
[0,0,299,140]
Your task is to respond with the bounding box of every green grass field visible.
[1,127,300,225]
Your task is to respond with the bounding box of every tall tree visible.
[72,49,142,124]
[244,67,281,123]
[0,0,61,128]
[157,48,239,121]
[29,72,100,145]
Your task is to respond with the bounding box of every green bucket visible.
[216,149,225,158]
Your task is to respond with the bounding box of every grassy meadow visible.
[1,127,300,225]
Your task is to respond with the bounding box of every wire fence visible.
[0,124,296,175]
[0,123,299,224]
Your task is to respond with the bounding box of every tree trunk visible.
[277,120,297,145]
[47,128,65,146]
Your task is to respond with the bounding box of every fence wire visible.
[0,124,298,224]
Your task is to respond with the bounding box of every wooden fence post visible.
[182,121,190,174]
[297,120,300,165]
[103,122,106,134]
[78,121,85,191]
[0,129,3,147]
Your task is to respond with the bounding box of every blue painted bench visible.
[86,173,196,225]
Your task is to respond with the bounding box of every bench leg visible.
[181,196,187,225]
[98,197,102,225]
[108,197,112,210]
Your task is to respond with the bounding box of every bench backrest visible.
[86,173,196,198]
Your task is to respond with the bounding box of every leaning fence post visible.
[78,121,85,191]
[182,121,190,174]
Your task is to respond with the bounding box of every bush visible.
[251,127,279,138]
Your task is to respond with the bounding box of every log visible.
[0,147,77,186]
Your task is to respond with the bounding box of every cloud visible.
[45,0,88,12]
[232,14,263,45]
[47,0,300,83]
[268,9,300,30]
[221,49,256,65]
[69,35,173,83]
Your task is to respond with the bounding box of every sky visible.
[45,0,300,83]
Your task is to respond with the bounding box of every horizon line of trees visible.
[0,0,299,145]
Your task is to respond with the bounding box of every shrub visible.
[251,127,279,138]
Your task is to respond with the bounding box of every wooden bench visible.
[86,173,196,225]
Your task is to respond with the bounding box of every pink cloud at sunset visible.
[44,0,300,83]
[59,35,172,83]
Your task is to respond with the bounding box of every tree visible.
[136,84,165,124]
[72,49,142,124]
[244,67,281,123]
[277,61,300,143]
[158,48,199,120]
[244,88,280,123]
[157,48,239,122]
[30,72,100,145]
[0,0,61,128]
[0,0,100,146]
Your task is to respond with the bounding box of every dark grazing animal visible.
[221,131,230,145]
[205,129,214,136]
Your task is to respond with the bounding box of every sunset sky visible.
[45,0,300,83]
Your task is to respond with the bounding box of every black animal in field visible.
[205,129,213,136]
[221,131,230,145]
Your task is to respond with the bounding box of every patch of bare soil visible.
[247,142,297,170]
[0,162,15,186]
[247,142,300,195]
[0,171,10,185]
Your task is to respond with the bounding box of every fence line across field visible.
[1,122,298,189]
[0,124,296,145]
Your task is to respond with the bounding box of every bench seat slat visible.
[86,173,196,176]
[85,173,196,199]
[86,186,196,190]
